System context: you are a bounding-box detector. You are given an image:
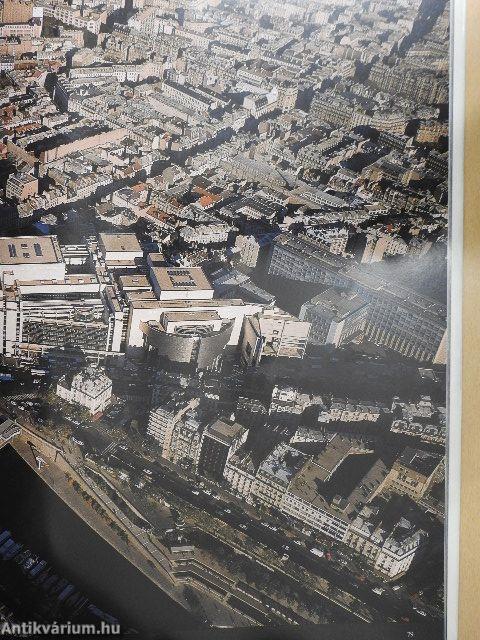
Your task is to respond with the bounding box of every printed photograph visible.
[0,0,450,638]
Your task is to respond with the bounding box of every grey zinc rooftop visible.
[307,288,368,321]
[257,443,308,486]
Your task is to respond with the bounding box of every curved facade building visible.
[140,313,234,370]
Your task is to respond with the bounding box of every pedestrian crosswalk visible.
[102,440,120,456]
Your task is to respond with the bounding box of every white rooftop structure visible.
[150,267,214,301]
[0,236,65,285]
[98,233,143,262]
[56,367,113,416]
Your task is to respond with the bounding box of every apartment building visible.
[224,446,257,501]
[162,80,215,113]
[368,62,447,105]
[305,227,349,256]
[321,398,388,423]
[147,390,200,457]
[345,495,428,579]
[197,419,248,481]
[42,2,106,34]
[382,447,443,501]
[168,408,204,467]
[281,442,388,541]
[180,224,233,246]
[5,173,38,202]
[251,443,307,510]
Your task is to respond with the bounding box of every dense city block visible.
[0,0,448,633]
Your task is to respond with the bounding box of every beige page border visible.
[459,0,479,637]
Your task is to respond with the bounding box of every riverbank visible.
[4,423,376,628]
[0,443,200,638]
[13,438,184,597]
[5,435,252,630]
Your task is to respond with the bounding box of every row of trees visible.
[65,471,129,544]
[190,529,342,623]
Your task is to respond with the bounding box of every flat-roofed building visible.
[125,297,263,356]
[241,307,310,365]
[1,0,33,23]
[14,274,101,297]
[269,234,447,363]
[118,275,152,293]
[150,266,214,301]
[60,244,89,266]
[146,253,167,270]
[0,271,123,361]
[197,419,248,481]
[0,236,65,284]
[98,233,143,262]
